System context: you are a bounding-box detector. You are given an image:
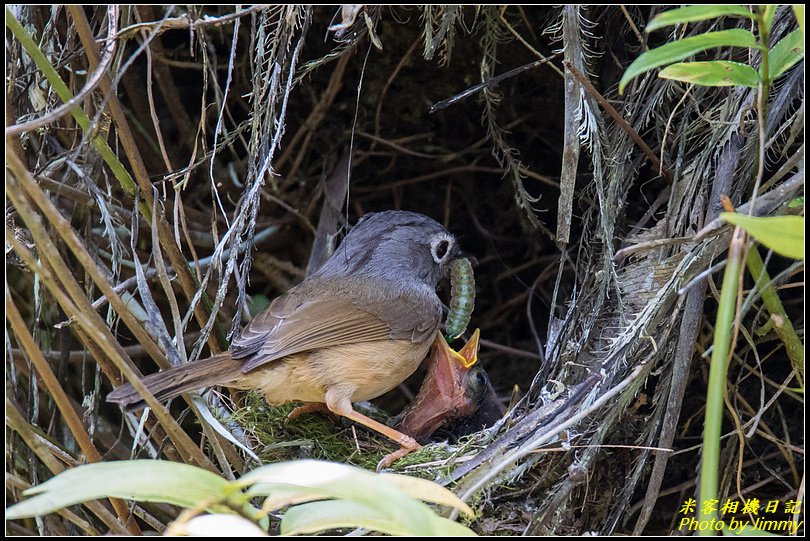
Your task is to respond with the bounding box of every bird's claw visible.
[376,441,421,472]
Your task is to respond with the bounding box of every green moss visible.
[226,393,474,474]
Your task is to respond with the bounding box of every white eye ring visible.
[430,234,454,264]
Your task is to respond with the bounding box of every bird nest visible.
[6,5,804,536]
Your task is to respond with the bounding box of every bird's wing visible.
[232,277,441,372]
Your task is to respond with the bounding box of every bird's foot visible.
[376,439,421,472]
[286,402,335,425]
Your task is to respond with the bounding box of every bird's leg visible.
[325,387,421,471]
[287,402,331,420]
[344,410,421,472]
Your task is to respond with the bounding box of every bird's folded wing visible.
[231,295,388,372]
[232,277,441,373]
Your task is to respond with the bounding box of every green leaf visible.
[794,5,805,36]
[720,213,805,260]
[248,484,323,512]
[619,29,758,94]
[7,459,476,535]
[6,461,232,520]
[788,196,804,208]
[380,472,474,518]
[281,500,402,536]
[253,473,475,519]
[281,500,475,536]
[768,29,804,80]
[647,5,754,32]
[659,61,759,87]
[240,460,473,536]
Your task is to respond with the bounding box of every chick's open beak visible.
[439,328,480,370]
[393,329,484,446]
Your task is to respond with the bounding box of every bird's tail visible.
[106,352,243,411]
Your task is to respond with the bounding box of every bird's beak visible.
[438,328,480,369]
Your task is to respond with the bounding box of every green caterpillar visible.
[445,257,475,341]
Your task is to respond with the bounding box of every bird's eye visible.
[435,240,449,258]
[466,365,488,400]
[474,370,488,389]
[430,235,453,263]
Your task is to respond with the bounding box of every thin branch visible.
[6,291,141,534]
[5,7,117,136]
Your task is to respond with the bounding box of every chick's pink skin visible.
[394,330,481,443]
